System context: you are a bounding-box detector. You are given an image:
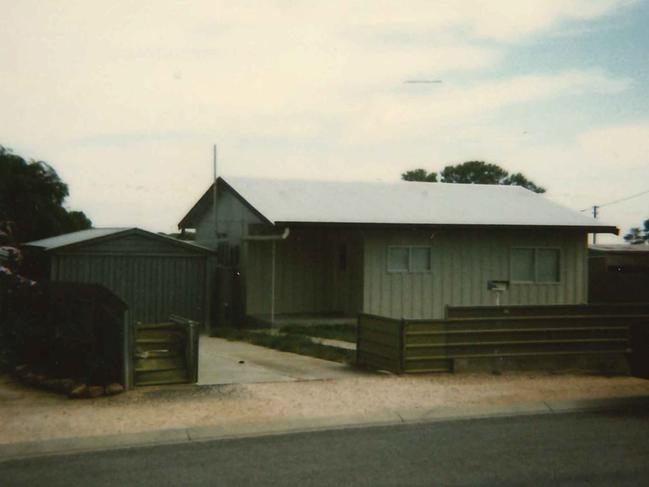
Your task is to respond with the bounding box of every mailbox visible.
[487,280,509,292]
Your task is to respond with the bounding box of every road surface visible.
[3,409,649,486]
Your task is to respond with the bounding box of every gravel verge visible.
[2,372,649,444]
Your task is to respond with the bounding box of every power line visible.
[580,187,649,212]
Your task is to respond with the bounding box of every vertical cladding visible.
[245,241,273,315]
[194,186,263,249]
[243,229,365,318]
[255,229,361,316]
[363,228,589,319]
[50,251,207,324]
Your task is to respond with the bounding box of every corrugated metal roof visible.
[220,176,617,231]
[24,227,213,253]
[25,228,129,250]
[590,244,649,253]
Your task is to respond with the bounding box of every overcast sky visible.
[2,1,648,242]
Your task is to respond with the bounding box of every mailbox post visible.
[487,280,509,306]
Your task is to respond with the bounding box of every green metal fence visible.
[357,305,649,374]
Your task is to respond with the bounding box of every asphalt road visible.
[3,410,649,486]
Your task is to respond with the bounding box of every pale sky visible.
[2,1,648,242]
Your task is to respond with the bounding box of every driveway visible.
[197,336,360,385]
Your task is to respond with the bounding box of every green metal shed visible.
[24,228,215,327]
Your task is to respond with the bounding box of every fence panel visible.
[357,305,649,375]
[356,314,403,373]
[445,303,649,319]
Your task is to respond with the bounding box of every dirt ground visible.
[2,371,649,444]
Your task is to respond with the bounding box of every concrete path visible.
[309,336,356,350]
[2,395,648,463]
[197,336,359,385]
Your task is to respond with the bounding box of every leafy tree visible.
[623,220,649,244]
[501,172,545,194]
[439,161,508,185]
[401,168,437,182]
[402,160,545,193]
[0,146,92,243]
[67,211,93,232]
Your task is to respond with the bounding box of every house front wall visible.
[362,227,588,319]
[245,228,364,317]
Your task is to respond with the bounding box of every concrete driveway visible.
[197,336,360,385]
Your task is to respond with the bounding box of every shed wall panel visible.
[51,254,206,324]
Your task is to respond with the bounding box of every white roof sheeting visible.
[590,244,649,253]
[222,177,617,231]
[24,227,213,253]
[25,228,129,250]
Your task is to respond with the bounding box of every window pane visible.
[537,249,560,282]
[512,248,535,281]
[388,247,409,272]
[411,247,431,271]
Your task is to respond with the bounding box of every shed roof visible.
[180,176,618,233]
[590,244,649,253]
[24,227,213,253]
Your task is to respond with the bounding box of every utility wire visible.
[580,187,649,212]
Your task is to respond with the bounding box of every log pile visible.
[14,364,125,399]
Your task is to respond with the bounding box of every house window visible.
[511,248,560,283]
[388,246,432,273]
[411,247,431,272]
[537,249,559,282]
[511,248,535,282]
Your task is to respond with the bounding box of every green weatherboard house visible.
[178,177,618,328]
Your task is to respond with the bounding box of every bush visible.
[2,281,127,385]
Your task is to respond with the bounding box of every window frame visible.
[510,246,561,284]
[387,245,433,274]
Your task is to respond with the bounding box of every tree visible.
[501,172,546,194]
[0,146,92,243]
[401,161,545,193]
[623,220,649,244]
[401,168,437,182]
[439,161,508,185]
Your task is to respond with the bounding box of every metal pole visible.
[122,310,132,389]
[271,241,276,325]
[213,144,218,247]
[592,205,599,244]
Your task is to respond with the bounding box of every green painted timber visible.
[445,303,649,319]
[132,316,200,386]
[135,369,189,386]
[357,305,649,374]
[356,314,403,373]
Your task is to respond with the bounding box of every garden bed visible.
[213,327,354,364]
